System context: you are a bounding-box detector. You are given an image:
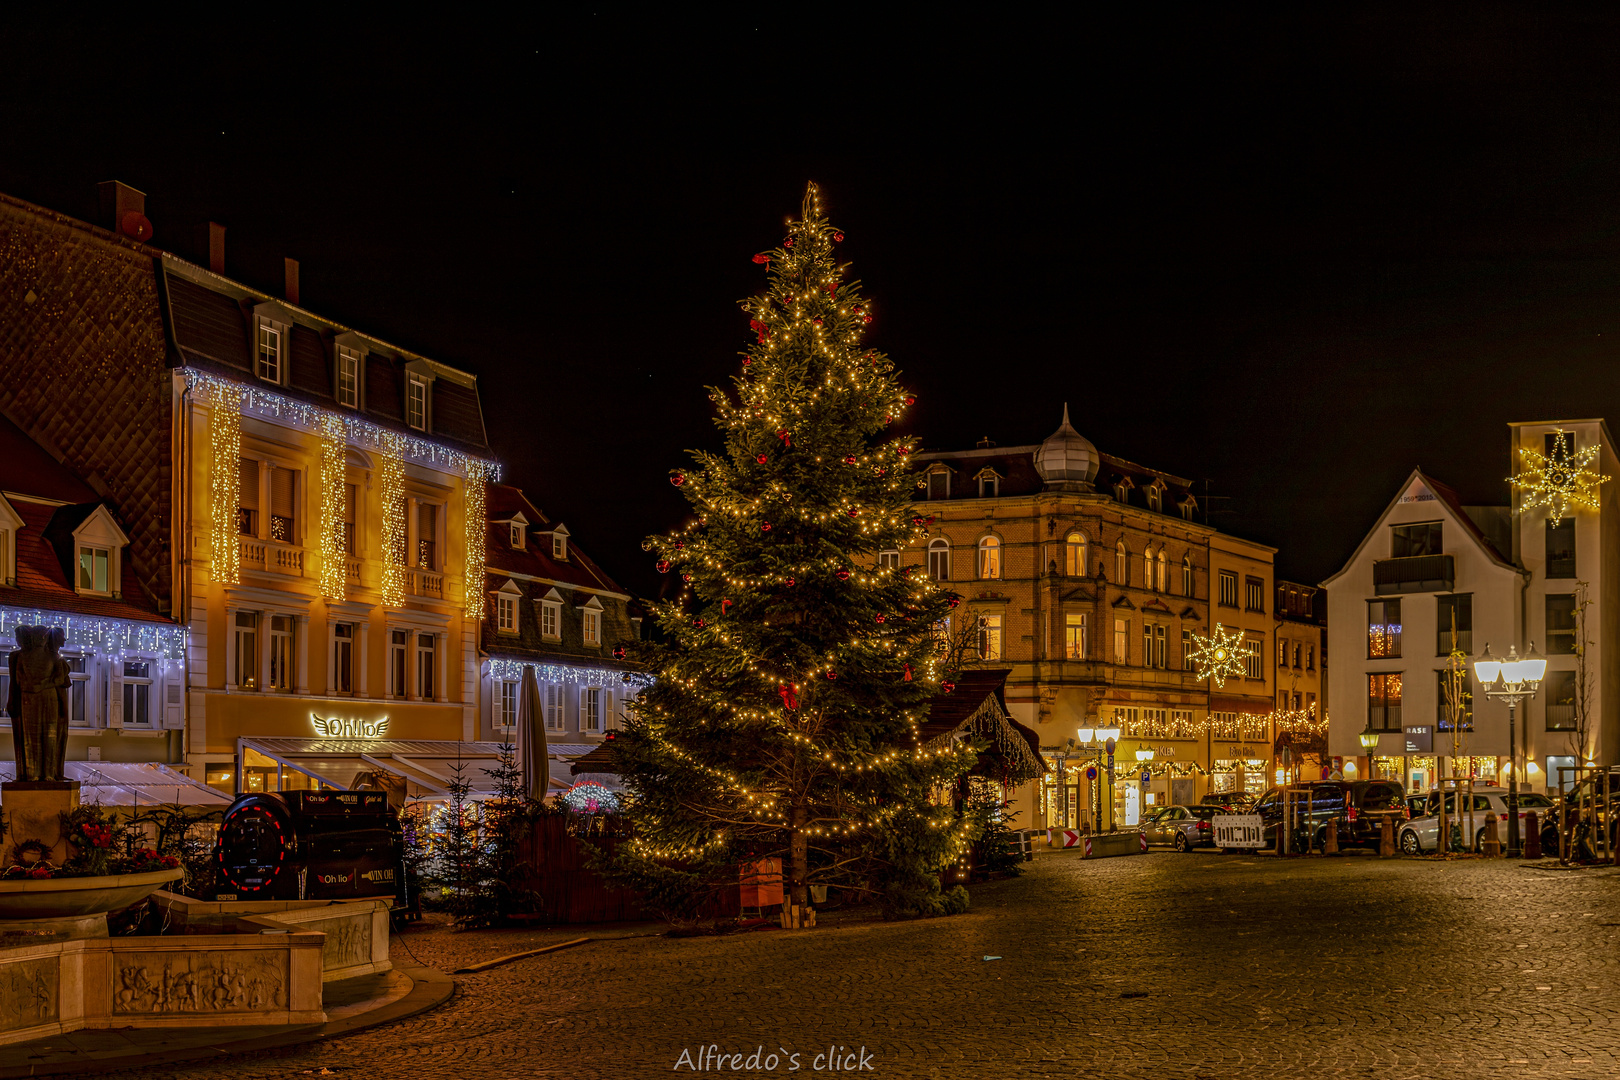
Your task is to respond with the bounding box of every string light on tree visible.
[1510,428,1611,527]
[1185,622,1247,689]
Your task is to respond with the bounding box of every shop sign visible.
[311,714,391,739]
[1403,725,1433,753]
[1213,814,1265,848]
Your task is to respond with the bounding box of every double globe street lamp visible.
[1075,723,1120,831]
[1472,642,1546,857]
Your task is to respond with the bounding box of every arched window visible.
[1065,533,1087,577]
[978,536,1001,580]
[928,538,951,581]
[1156,550,1167,592]
[1115,540,1127,584]
[1142,545,1154,590]
[1182,554,1193,596]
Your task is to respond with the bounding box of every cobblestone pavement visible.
[103,851,1620,1079]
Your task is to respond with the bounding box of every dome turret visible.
[1034,404,1099,489]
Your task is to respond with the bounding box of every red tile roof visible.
[486,484,627,595]
[6,498,170,623]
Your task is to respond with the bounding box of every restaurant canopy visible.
[239,737,596,802]
[0,761,230,807]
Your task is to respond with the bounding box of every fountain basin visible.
[0,867,183,919]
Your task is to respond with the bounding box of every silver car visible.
[1398,787,1556,854]
[1140,804,1222,852]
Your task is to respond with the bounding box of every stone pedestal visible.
[0,914,106,946]
[0,781,80,866]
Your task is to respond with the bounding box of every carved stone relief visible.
[0,958,57,1031]
[113,950,286,1014]
[321,916,371,969]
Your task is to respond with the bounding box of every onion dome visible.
[1034,403,1100,488]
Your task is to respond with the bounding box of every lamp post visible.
[1076,724,1120,831]
[1358,717,1381,778]
[1473,642,1546,857]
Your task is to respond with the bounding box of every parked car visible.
[1398,787,1555,854]
[1199,791,1256,811]
[1405,793,1429,818]
[1140,804,1223,852]
[1540,769,1620,856]
[1253,780,1408,849]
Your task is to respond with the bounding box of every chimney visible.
[194,221,226,274]
[97,180,152,241]
[284,258,300,305]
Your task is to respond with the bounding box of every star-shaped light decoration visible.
[1185,622,1247,689]
[1510,429,1611,527]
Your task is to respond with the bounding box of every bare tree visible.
[1565,580,1596,766]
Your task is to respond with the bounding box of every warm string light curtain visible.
[317,412,348,601]
[378,432,407,608]
[462,460,493,622]
[206,381,243,586]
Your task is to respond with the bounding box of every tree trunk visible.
[789,803,809,907]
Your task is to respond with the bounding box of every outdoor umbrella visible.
[517,665,548,801]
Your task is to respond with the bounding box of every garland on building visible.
[378,432,408,608]
[462,459,496,622]
[1510,427,1611,527]
[486,658,655,689]
[206,381,243,586]
[0,606,186,662]
[317,412,348,601]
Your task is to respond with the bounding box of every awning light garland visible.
[0,606,186,661]
[486,657,654,689]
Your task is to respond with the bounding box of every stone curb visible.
[0,964,454,1078]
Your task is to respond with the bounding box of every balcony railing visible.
[408,569,444,599]
[239,539,303,577]
[1373,554,1453,595]
[346,557,363,584]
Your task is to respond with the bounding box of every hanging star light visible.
[1186,622,1247,688]
[1510,428,1611,527]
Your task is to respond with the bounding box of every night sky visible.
[10,12,1620,598]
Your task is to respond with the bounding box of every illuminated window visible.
[1368,599,1402,658]
[333,623,354,692]
[497,594,518,634]
[553,532,568,559]
[257,324,281,383]
[121,660,152,726]
[336,345,360,408]
[1182,555,1193,596]
[498,680,518,729]
[1115,541,1127,585]
[583,607,601,646]
[1368,672,1403,731]
[233,612,259,690]
[928,539,950,581]
[416,633,436,699]
[1065,613,1087,659]
[389,629,408,697]
[879,549,900,571]
[1114,618,1128,664]
[977,614,1002,660]
[978,536,1001,580]
[238,457,260,536]
[1156,551,1167,592]
[77,545,109,594]
[268,615,294,691]
[270,466,296,544]
[541,599,561,640]
[1065,533,1087,577]
[1147,486,1163,513]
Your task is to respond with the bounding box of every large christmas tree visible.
[613,184,975,920]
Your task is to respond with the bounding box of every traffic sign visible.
[1085,766,1097,781]
[1141,770,1151,784]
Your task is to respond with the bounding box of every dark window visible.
[1546,593,1577,655]
[927,473,949,500]
[978,476,998,498]
[1435,594,1472,655]
[1368,598,1401,658]
[1368,673,1402,730]
[1546,518,1576,578]
[1245,577,1264,612]
[1218,571,1238,607]
[1358,783,1401,811]
[1545,669,1577,731]
[1391,522,1442,558]
[1437,668,1472,731]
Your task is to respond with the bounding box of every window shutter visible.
[271,468,295,518]
[239,458,260,509]
[579,687,588,729]
[419,502,437,541]
[605,690,615,731]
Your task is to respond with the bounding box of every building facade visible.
[904,408,1280,832]
[1324,422,1619,795]
[0,183,496,795]
[1273,581,1326,718]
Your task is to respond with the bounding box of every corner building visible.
[904,409,1277,832]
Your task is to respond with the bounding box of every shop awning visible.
[240,737,594,802]
[919,669,1046,783]
[0,762,231,807]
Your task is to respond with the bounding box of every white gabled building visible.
[1323,419,1620,796]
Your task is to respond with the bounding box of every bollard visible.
[1525,810,1541,860]
[1276,822,1286,856]
[1482,811,1502,858]
[1324,817,1339,855]
[1380,817,1396,857]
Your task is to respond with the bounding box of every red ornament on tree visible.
[948,596,961,608]
[875,615,886,624]
[721,598,732,615]
[778,684,800,710]
[834,232,844,242]
[777,429,792,448]
[612,645,626,660]
[836,569,851,581]
[682,573,691,582]
[671,474,685,487]
[784,237,794,247]
[826,671,838,681]
[942,681,956,694]
[843,455,857,465]
[903,664,913,681]
[674,540,684,549]
[905,395,916,406]
[752,253,771,265]
[761,522,772,532]
[827,282,837,295]
[847,509,858,517]
[756,453,768,464]
[749,318,771,344]
[863,314,873,324]
[656,560,671,573]
[742,357,751,366]
[813,318,823,327]
[784,577,795,587]
[692,618,705,628]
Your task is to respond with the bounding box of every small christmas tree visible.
[613,184,976,919]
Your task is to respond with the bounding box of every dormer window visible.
[1178,495,1197,521]
[406,374,428,430]
[1146,482,1164,513]
[78,546,109,594]
[506,511,529,551]
[257,323,282,383]
[1112,478,1132,503]
[539,587,564,641]
[497,593,518,633]
[552,524,570,561]
[925,468,950,500]
[336,345,361,408]
[510,523,523,548]
[580,595,604,646]
[0,494,20,588]
[976,469,1001,499]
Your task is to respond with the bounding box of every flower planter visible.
[0,867,184,919]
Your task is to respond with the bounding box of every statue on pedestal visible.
[9,626,70,782]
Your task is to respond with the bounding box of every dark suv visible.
[1253,780,1408,849]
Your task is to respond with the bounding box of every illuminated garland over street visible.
[1184,622,1247,688]
[0,606,186,661]
[206,382,243,586]
[1510,428,1610,527]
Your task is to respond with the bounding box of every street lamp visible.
[1473,642,1546,857]
[1077,726,1120,832]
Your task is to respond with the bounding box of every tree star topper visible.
[1510,429,1610,527]
[1186,622,1246,689]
